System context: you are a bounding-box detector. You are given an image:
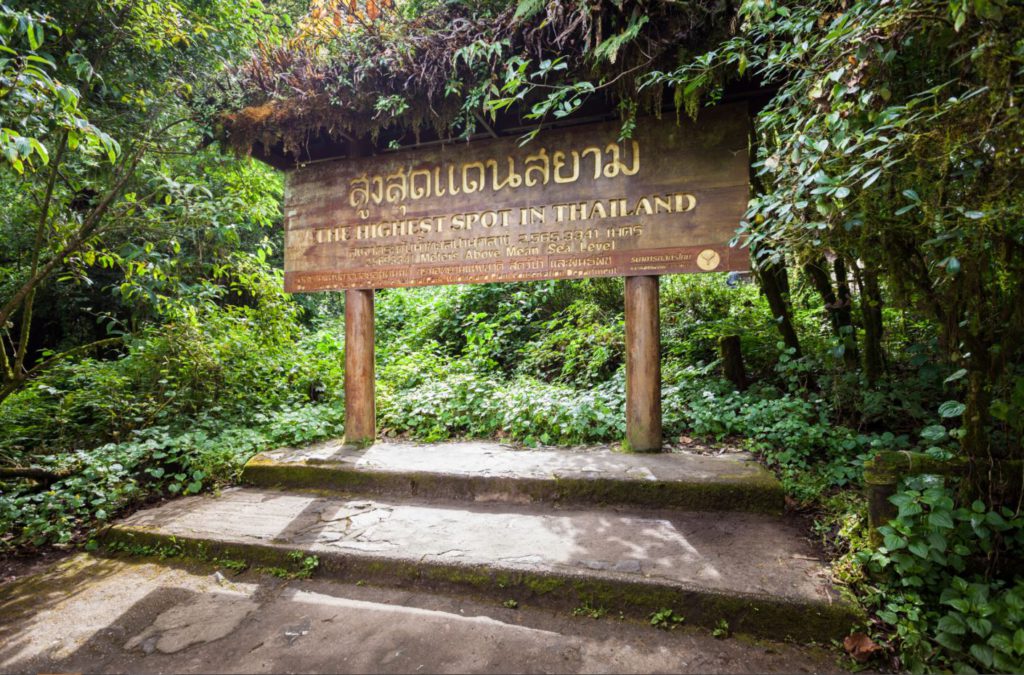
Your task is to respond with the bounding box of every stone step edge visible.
[102,524,860,643]
[241,459,785,514]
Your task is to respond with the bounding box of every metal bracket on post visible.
[344,288,376,446]
[624,275,662,452]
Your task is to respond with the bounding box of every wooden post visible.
[624,275,662,452]
[344,288,375,446]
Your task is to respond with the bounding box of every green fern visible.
[592,15,649,65]
[513,0,546,23]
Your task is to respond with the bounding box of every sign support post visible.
[625,275,662,452]
[344,288,376,446]
[280,106,750,451]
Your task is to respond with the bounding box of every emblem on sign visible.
[697,249,721,271]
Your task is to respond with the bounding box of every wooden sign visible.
[283,103,750,292]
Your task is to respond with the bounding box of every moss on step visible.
[241,460,784,514]
[100,525,861,643]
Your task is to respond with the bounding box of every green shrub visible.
[379,373,624,445]
[499,377,625,445]
[660,273,778,377]
[519,298,624,386]
[0,402,344,551]
[0,288,343,457]
[859,476,1024,672]
[380,372,503,441]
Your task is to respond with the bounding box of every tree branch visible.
[0,336,122,406]
[0,466,73,484]
[0,146,145,331]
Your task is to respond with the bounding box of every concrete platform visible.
[243,440,783,513]
[0,554,844,673]
[105,488,859,642]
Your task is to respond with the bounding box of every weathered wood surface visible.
[344,289,375,445]
[283,104,750,292]
[625,275,662,452]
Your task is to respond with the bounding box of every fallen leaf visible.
[844,632,881,662]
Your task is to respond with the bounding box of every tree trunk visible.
[860,264,886,384]
[718,334,748,390]
[833,257,860,370]
[804,258,840,333]
[805,256,858,369]
[755,254,802,357]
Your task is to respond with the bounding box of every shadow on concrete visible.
[0,557,842,675]
[0,572,198,673]
[0,554,124,667]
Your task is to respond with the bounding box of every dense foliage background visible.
[1,0,1022,671]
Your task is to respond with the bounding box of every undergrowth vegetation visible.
[0,269,956,527]
[4,264,1021,671]
[857,476,1024,672]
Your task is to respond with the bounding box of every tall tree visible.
[647,0,1024,471]
[0,0,285,404]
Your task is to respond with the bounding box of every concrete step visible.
[242,440,783,514]
[1,554,842,673]
[105,488,859,642]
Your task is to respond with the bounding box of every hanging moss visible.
[213,0,736,160]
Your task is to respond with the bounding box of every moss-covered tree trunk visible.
[755,254,801,357]
[833,257,860,370]
[804,256,859,370]
[859,264,885,384]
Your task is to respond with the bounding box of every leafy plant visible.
[649,608,684,630]
[858,476,1024,671]
[106,537,184,560]
[0,401,344,551]
[259,552,320,580]
[572,602,607,619]
[216,558,249,573]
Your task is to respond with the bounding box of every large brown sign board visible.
[283,103,749,292]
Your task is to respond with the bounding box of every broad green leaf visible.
[908,538,930,557]
[929,510,955,529]
[966,616,992,638]
[883,531,906,551]
[28,23,43,50]
[937,613,967,635]
[938,400,966,418]
[933,629,962,651]
[970,643,994,668]
[945,369,968,384]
